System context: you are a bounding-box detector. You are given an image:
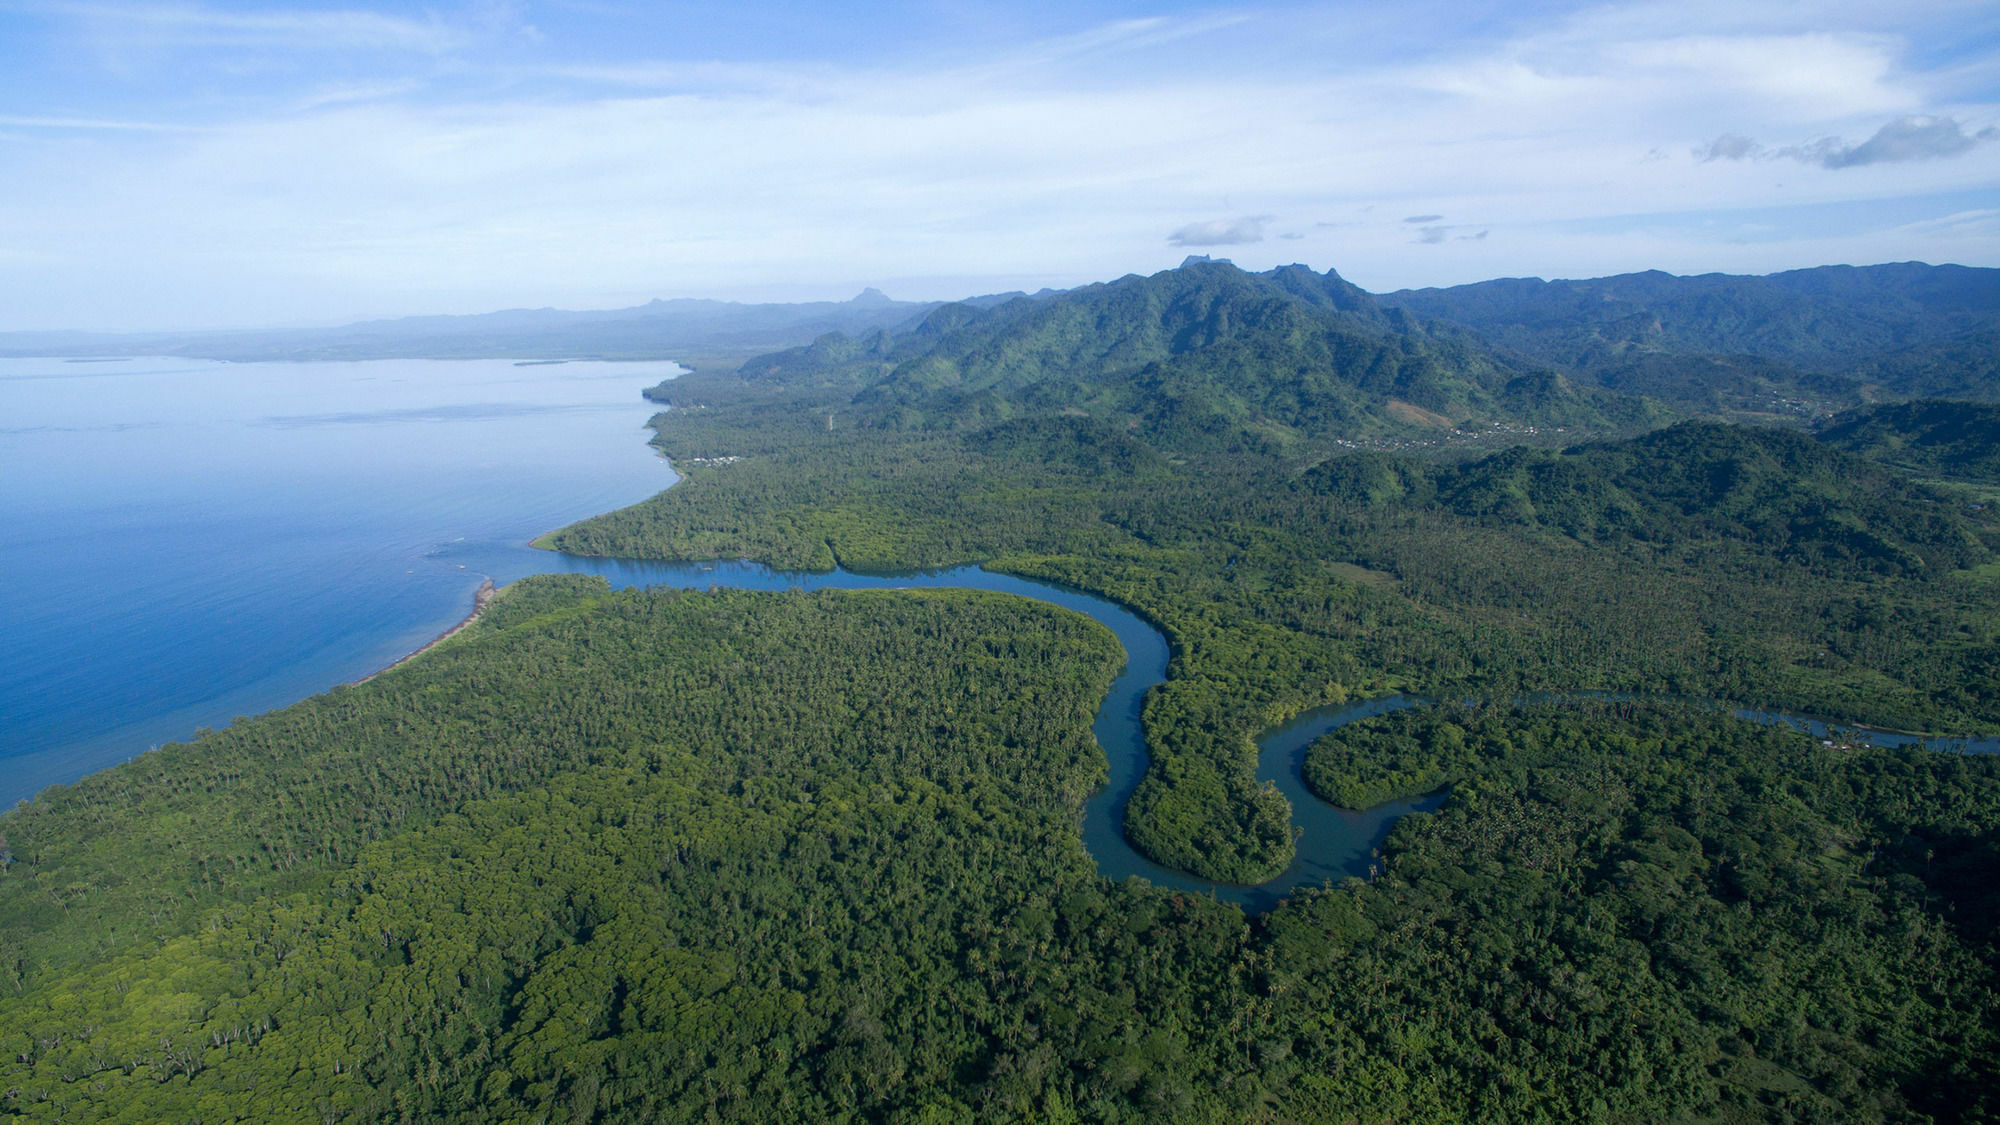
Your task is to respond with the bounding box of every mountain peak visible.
[849,287,894,306]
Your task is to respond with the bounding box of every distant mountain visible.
[1378,262,2000,410]
[731,259,1666,455]
[0,291,949,364]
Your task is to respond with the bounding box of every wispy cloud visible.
[542,12,1252,102]
[1408,222,1488,245]
[291,80,429,112]
[1895,208,2000,237]
[0,113,205,132]
[1168,216,1272,247]
[1693,133,1758,162]
[1000,13,1254,69]
[1815,116,1998,167]
[52,1,475,52]
[1697,115,1999,169]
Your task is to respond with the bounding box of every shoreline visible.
[354,578,499,684]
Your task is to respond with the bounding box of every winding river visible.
[522,552,2000,914]
[522,555,1450,912]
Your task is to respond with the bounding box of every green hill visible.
[729,259,1666,456]
[1818,399,2000,487]
[1378,262,2000,410]
[1380,263,2000,370]
[1303,421,1994,577]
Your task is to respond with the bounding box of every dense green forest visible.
[545,268,2000,883]
[724,258,1669,451]
[7,257,2000,1121]
[1818,400,2000,490]
[1378,263,2000,416]
[5,582,1997,1122]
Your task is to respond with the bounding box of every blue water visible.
[1,357,681,806]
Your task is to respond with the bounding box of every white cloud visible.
[1612,34,1909,119]
[0,2,1995,328]
[1168,216,1272,247]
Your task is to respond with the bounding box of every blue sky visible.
[0,0,1996,330]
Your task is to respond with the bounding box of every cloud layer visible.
[0,1,1993,329]
[1699,116,1999,169]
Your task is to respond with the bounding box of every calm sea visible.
[1,357,680,808]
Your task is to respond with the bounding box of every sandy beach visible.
[354,578,499,684]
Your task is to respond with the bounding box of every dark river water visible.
[6,356,1989,912]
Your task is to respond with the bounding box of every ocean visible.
[0,356,679,808]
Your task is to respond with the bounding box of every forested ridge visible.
[725,258,1668,452]
[1379,263,2000,372]
[549,343,2000,882]
[1377,263,2000,417]
[8,257,2000,1121]
[1817,400,2000,490]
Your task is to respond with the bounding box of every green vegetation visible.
[9,257,2000,1120]
[3,580,1230,1121]
[728,259,1669,452]
[4,594,1995,1119]
[546,332,2000,883]
[1819,400,2000,488]
[1275,702,2000,1123]
[1378,262,2000,415]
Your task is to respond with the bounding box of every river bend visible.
[531,554,2000,914]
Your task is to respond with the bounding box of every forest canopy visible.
[8,258,2000,1122]
[4,582,1996,1122]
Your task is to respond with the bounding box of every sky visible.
[0,0,1996,331]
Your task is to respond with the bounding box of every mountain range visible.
[723,258,1674,456]
[8,257,1994,446]
[0,289,944,365]
[1379,262,2000,414]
